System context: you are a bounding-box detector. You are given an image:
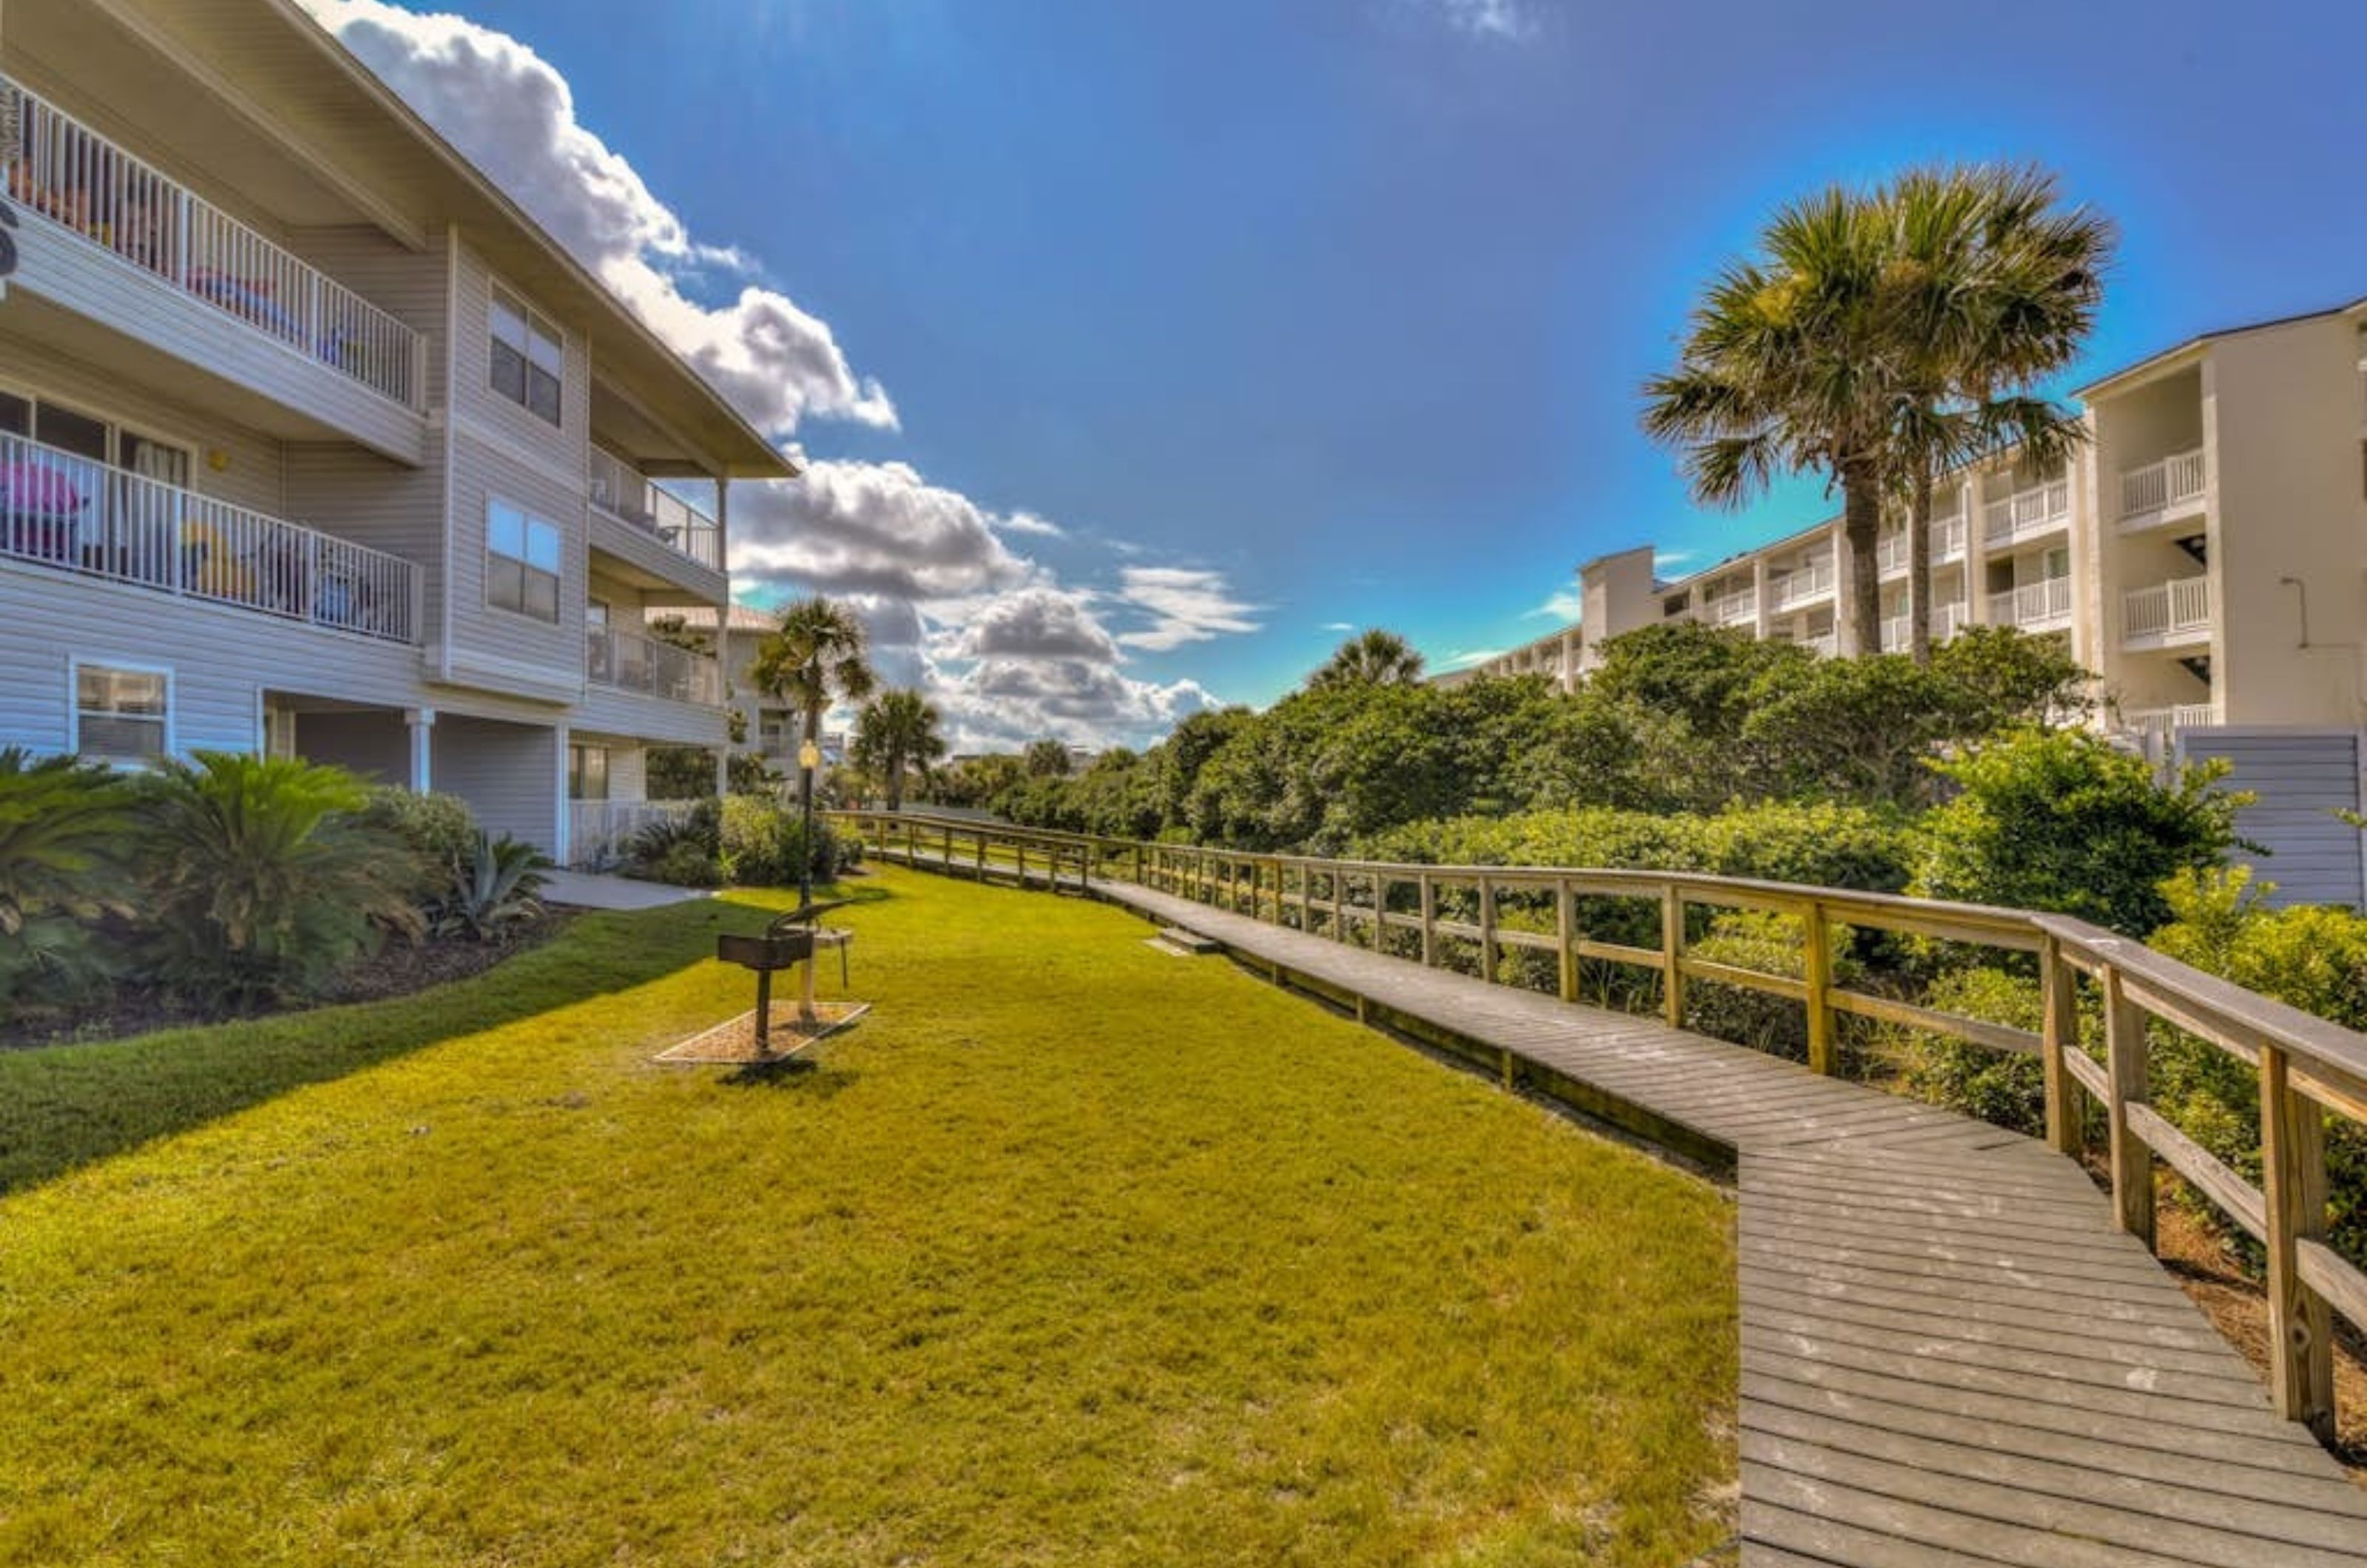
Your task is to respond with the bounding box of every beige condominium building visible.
[1453,296,2367,904]
[0,0,792,865]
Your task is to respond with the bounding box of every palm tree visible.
[1880,166,2112,662]
[1644,186,1898,655]
[1023,739,1075,779]
[1308,628,1426,689]
[854,689,947,812]
[749,596,877,900]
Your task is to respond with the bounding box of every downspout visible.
[438,223,461,684]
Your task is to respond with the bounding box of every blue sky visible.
[311,0,2367,746]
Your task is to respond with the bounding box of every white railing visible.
[1879,602,1968,652]
[2124,703,2219,743]
[1706,587,1757,626]
[0,430,419,643]
[1988,575,2073,631]
[2119,447,2207,520]
[1982,478,2072,546]
[3,77,422,409]
[586,623,723,706]
[2123,576,2213,643]
[1769,560,1835,610]
[1800,632,1838,658]
[588,447,723,572]
[1932,514,1968,564]
[570,798,700,869]
[1876,533,1908,575]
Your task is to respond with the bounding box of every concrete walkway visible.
[539,870,712,911]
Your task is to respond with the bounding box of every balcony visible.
[1879,601,1967,652]
[589,448,723,572]
[1982,477,2071,548]
[586,624,722,706]
[1875,510,1968,578]
[3,77,423,410]
[2118,447,2206,530]
[1988,575,2073,632]
[1705,587,1756,626]
[0,429,419,643]
[1769,561,1835,612]
[2122,576,2212,648]
[2123,703,2218,743]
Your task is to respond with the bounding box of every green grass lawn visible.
[0,868,1736,1567]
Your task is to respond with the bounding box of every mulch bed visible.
[655,1000,869,1066]
[0,912,574,1052]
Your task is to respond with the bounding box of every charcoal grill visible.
[717,897,855,1052]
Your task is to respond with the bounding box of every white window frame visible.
[484,496,563,625]
[67,656,175,767]
[489,281,564,428]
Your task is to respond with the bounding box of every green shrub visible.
[357,788,480,911]
[1914,727,2246,936]
[0,748,132,1009]
[1879,967,2056,1135]
[2149,867,2367,1265]
[717,797,858,888]
[134,752,420,1003]
[623,800,721,885]
[438,831,551,942]
[1683,910,1863,1064]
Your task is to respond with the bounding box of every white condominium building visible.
[0,0,792,865]
[1452,297,2367,904]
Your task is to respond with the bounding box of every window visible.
[2042,546,2070,581]
[487,500,561,622]
[490,286,564,425]
[75,663,169,765]
[568,743,609,802]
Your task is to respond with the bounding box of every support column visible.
[405,706,435,794]
[553,723,572,868]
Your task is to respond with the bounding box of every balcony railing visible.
[1879,601,1968,652]
[3,77,423,410]
[2123,576,2213,643]
[588,448,723,572]
[1706,588,1756,626]
[1876,533,1908,575]
[1988,575,2073,631]
[1982,478,2071,546]
[0,430,419,643]
[2124,703,2219,742]
[1879,510,1969,577]
[585,624,722,706]
[1769,560,1835,611]
[2120,447,2207,521]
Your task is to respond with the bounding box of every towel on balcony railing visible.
[186,268,354,368]
[0,457,84,562]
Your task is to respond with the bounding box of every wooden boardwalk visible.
[893,850,2367,1564]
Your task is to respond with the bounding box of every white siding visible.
[433,714,559,852]
[2184,729,2366,909]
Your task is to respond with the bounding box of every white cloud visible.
[1527,586,1584,622]
[303,1,1247,749]
[1442,647,1506,669]
[1431,0,1536,40]
[1654,550,1699,573]
[1114,567,1264,652]
[1320,621,1357,632]
[300,0,895,435]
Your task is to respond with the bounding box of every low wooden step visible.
[1152,927,1223,956]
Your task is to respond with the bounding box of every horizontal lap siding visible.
[433,715,558,852]
[0,561,423,757]
[2186,730,2366,908]
[443,244,592,697]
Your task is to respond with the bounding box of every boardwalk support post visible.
[1419,873,1436,968]
[1803,899,1834,1076]
[1662,883,1686,1029]
[2041,936,2081,1156]
[2103,965,2156,1253]
[1479,876,1496,982]
[1556,877,1576,1004]
[2261,1043,2337,1442]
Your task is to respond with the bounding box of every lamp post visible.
[797,731,821,910]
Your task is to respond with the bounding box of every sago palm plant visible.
[135,751,421,1002]
[0,747,133,1005]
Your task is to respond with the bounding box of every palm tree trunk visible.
[1841,457,1884,656]
[886,756,905,813]
[1908,467,1934,666]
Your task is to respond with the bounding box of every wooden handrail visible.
[829,805,2367,1444]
